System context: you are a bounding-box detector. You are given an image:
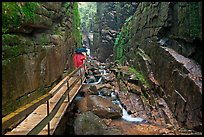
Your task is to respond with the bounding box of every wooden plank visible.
[4,65,85,135]
[2,93,52,134]
[27,76,82,135]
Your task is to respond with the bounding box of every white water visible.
[83,68,105,85]
[87,77,103,85]
[111,94,146,123]
[118,104,144,122]
[84,68,147,123]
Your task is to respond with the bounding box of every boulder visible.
[87,95,122,119]
[74,111,107,135]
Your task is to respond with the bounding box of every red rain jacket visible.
[73,53,86,69]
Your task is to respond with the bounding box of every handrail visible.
[28,76,82,135]
[50,64,84,96]
[2,63,85,135]
[2,93,52,134]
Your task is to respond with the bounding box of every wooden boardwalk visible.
[4,73,85,135]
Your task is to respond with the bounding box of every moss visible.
[71,2,82,47]
[2,45,24,59]
[2,34,20,46]
[2,40,34,60]
[2,2,20,30]
[114,20,131,64]
[64,2,72,16]
[2,87,48,116]
[125,16,132,23]
[128,67,150,88]
[188,2,201,38]
[20,2,37,22]
[2,59,12,66]
[2,2,38,33]
[38,33,50,45]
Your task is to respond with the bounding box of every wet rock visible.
[111,2,202,131]
[74,111,107,135]
[102,118,112,126]
[86,75,96,83]
[93,69,101,75]
[87,70,93,75]
[95,83,113,90]
[127,83,142,95]
[87,95,122,119]
[103,126,124,135]
[98,87,112,96]
[109,120,171,135]
[94,2,137,62]
[75,97,88,113]
[88,85,98,95]
[79,84,90,93]
[103,73,115,83]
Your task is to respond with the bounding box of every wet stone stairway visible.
[64,58,202,135]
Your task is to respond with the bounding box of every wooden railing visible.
[2,64,86,135]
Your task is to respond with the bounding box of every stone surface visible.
[87,95,122,119]
[93,2,138,62]
[74,111,107,135]
[2,2,80,116]
[113,2,202,131]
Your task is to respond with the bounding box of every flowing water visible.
[83,68,148,124]
[111,97,147,123]
[68,64,202,135]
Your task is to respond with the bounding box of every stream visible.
[64,61,202,135]
[83,68,149,123]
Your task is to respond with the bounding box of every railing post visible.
[67,80,70,103]
[46,100,50,135]
[80,67,83,84]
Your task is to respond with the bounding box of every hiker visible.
[82,44,91,58]
[73,48,87,75]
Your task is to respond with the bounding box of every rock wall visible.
[2,2,81,116]
[93,2,138,62]
[114,2,202,131]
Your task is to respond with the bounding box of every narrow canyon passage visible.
[2,2,202,135]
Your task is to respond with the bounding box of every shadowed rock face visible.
[2,2,79,116]
[153,46,202,131]
[113,2,202,131]
[93,2,138,62]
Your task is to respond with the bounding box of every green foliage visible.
[72,2,82,46]
[128,67,150,88]
[2,2,37,33]
[2,59,12,66]
[20,2,37,22]
[64,2,71,15]
[2,2,21,30]
[2,34,19,46]
[125,16,132,23]
[114,21,130,64]
[2,45,24,59]
[189,2,201,38]
[114,32,121,46]
[78,2,97,32]
[64,2,70,9]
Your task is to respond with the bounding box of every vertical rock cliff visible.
[93,2,138,62]
[2,2,82,116]
[113,2,202,131]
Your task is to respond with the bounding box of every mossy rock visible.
[2,87,48,117]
